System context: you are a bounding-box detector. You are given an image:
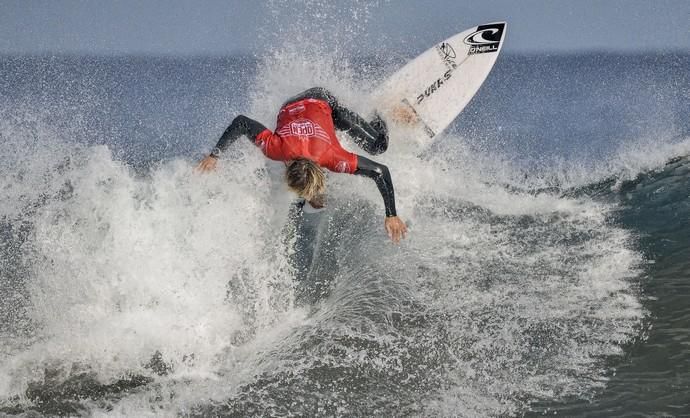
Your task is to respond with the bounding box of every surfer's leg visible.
[287,199,311,279]
[331,103,389,155]
[287,198,330,306]
[283,87,334,107]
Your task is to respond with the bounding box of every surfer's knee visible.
[377,134,389,154]
[369,114,389,155]
[367,136,388,155]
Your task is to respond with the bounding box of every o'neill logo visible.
[463,23,505,55]
[335,161,350,173]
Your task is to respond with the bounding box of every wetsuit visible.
[211,87,397,217]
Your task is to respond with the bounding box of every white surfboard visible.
[375,22,507,139]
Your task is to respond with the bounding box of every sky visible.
[0,0,688,56]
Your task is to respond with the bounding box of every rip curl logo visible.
[463,23,505,55]
[440,42,456,59]
[436,42,458,70]
[290,120,315,137]
[335,161,350,173]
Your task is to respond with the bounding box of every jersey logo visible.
[290,120,315,137]
[278,119,332,143]
[287,104,305,115]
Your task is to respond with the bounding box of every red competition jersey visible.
[254,98,359,174]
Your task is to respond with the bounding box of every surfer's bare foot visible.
[390,105,417,125]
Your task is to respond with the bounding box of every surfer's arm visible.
[354,155,397,217]
[332,105,388,155]
[198,115,268,172]
[332,102,388,156]
[354,155,407,242]
[210,115,268,157]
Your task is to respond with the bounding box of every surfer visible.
[197,87,407,243]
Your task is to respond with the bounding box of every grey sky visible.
[1,0,688,55]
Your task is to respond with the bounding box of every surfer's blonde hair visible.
[285,158,326,202]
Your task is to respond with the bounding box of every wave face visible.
[1,4,689,416]
[535,155,690,416]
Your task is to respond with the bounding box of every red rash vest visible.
[253,98,359,174]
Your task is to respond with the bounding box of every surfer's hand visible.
[385,216,407,243]
[196,155,218,173]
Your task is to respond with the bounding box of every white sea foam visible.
[0,135,299,401]
[0,50,656,417]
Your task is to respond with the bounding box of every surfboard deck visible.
[374,22,507,140]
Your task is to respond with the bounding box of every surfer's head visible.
[285,158,326,206]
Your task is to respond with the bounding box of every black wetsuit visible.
[210,87,397,217]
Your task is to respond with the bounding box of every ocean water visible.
[1,16,689,418]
